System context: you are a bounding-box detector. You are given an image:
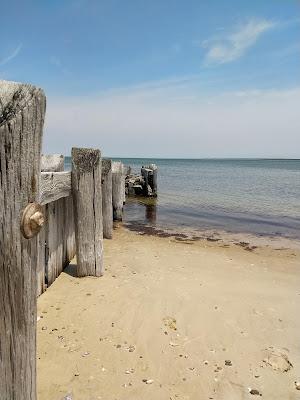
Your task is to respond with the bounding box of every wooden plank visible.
[55,198,64,276]
[112,161,124,220]
[102,159,113,239]
[37,205,46,296]
[64,195,76,262]
[41,154,64,172]
[45,202,57,286]
[0,80,45,400]
[72,148,103,277]
[39,171,71,205]
[122,163,126,204]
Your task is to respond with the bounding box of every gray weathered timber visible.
[112,161,124,220]
[141,167,152,196]
[64,195,76,262]
[149,163,158,195]
[122,163,126,204]
[40,171,71,205]
[38,196,76,292]
[41,154,64,172]
[37,154,75,294]
[72,148,103,277]
[0,80,46,400]
[102,159,113,239]
[37,205,46,296]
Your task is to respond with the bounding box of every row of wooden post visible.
[0,80,127,399]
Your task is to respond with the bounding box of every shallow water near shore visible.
[66,158,300,240]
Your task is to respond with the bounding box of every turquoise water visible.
[65,158,300,239]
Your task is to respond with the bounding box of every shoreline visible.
[123,220,300,253]
[37,226,300,400]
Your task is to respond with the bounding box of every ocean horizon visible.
[65,157,300,240]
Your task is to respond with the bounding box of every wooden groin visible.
[38,154,76,295]
[0,79,131,399]
[125,164,158,197]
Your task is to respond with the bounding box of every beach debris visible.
[125,368,135,374]
[249,388,261,396]
[41,326,47,331]
[163,316,177,331]
[82,351,90,357]
[127,345,135,352]
[169,341,180,347]
[63,395,73,400]
[74,373,80,377]
[225,360,232,366]
[262,348,292,372]
[142,379,154,384]
[122,382,133,388]
[295,381,300,390]
[203,360,209,365]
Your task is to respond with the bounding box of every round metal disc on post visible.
[21,203,45,239]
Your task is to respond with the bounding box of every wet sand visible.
[37,227,300,399]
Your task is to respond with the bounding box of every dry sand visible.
[37,227,300,400]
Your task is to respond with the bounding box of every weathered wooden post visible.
[101,159,113,239]
[122,163,126,204]
[112,161,124,220]
[141,167,152,196]
[0,80,46,399]
[141,164,158,197]
[72,148,103,277]
[149,163,158,196]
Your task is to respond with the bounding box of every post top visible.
[0,80,44,126]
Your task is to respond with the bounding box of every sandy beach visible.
[37,227,300,400]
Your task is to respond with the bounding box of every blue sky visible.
[1,1,300,157]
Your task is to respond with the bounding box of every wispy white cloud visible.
[44,82,300,158]
[202,19,276,65]
[0,44,22,66]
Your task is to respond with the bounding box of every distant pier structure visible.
[125,164,158,197]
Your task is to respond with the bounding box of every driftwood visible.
[41,154,64,172]
[0,80,46,400]
[102,159,113,239]
[112,161,124,220]
[40,171,71,205]
[72,148,103,277]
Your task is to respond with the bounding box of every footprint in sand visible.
[262,347,293,372]
[163,316,177,331]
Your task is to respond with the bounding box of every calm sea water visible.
[65,158,300,239]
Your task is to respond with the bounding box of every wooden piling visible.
[112,161,124,220]
[149,163,158,195]
[0,80,46,400]
[141,164,158,197]
[101,159,113,239]
[71,148,103,277]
